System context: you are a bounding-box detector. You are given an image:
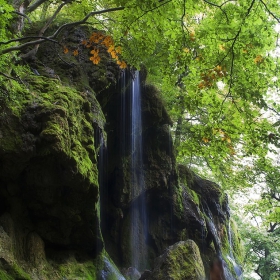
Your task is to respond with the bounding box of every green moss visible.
[230,219,245,263]
[58,261,97,280]
[94,251,125,280]
[9,264,31,280]
[175,185,184,214]
[1,75,103,188]
[190,190,200,205]
[177,164,194,187]
[152,240,205,280]
[0,269,13,280]
[0,264,31,280]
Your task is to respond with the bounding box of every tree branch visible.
[39,0,70,37]
[0,36,60,45]
[216,0,256,118]
[26,0,51,14]
[203,0,229,22]
[0,72,21,82]
[13,11,32,23]
[259,0,280,23]
[51,6,125,38]
[0,6,125,56]
[267,106,280,117]
[129,0,172,25]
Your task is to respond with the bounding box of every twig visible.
[0,71,21,82]
[129,0,172,25]
[216,0,256,118]
[220,0,237,7]
[181,0,188,45]
[267,106,280,116]
[203,0,229,23]
[20,0,71,58]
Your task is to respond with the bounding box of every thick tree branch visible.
[26,0,51,14]
[51,6,125,39]
[0,36,60,45]
[39,0,70,37]
[0,6,125,56]
[268,222,279,232]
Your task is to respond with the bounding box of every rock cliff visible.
[0,27,243,279]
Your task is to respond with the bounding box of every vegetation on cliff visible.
[0,0,279,279]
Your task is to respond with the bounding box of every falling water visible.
[204,204,241,280]
[97,130,107,216]
[129,71,148,271]
[95,127,108,254]
[227,222,243,279]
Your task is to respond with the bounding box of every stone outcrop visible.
[0,26,243,279]
[98,70,242,279]
[147,240,205,280]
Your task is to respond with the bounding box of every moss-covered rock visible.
[0,72,107,278]
[148,240,205,280]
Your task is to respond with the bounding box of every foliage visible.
[232,157,280,280]
[0,0,280,278]
[0,0,14,79]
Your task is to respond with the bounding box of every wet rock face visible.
[100,71,242,279]
[148,240,206,280]
[98,72,178,267]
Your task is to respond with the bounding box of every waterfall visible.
[130,71,148,271]
[227,222,243,279]
[120,70,148,271]
[95,127,108,253]
[204,203,242,280]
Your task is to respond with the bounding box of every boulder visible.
[148,240,205,280]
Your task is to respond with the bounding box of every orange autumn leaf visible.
[198,82,205,89]
[254,55,264,64]
[81,40,88,45]
[115,46,122,54]
[120,62,127,69]
[110,51,117,59]
[102,36,113,47]
[107,45,115,53]
[89,32,104,44]
[90,48,99,57]
[63,47,69,54]
[190,31,195,41]
[202,137,209,143]
[73,49,79,56]
[90,55,101,65]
